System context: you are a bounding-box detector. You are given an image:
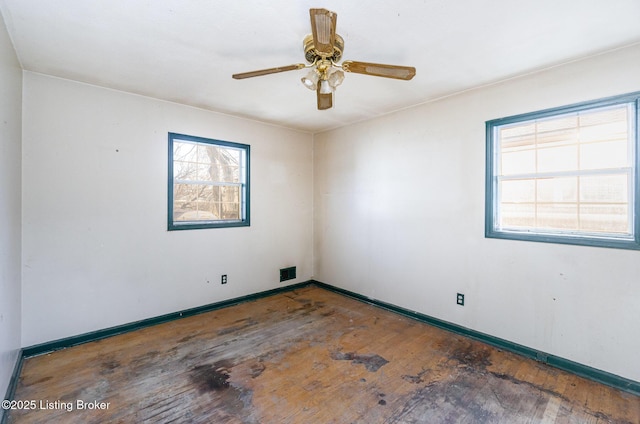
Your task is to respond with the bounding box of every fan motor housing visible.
[303,34,344,64]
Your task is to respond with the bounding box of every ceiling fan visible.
[232,8,416,110]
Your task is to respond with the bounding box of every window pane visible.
[501,179,535,203]
[198,185,214,203]
[197,144,216,162]
[220,186,240,219]
[174,185,219,222]
[579,106,628,139]
[580,204,629,233]
[487,96,636,247]
[501,150,536,175]
[500,203,535,228]
[196,200,217,217]
[220,185,240,203]
[169,133,249,229]
[537,145,578,173]
[500,124,536,175]
[500,123,536,142]
[197,163,214,181]
[536,116,577,148]
[218,166,240,183]
[177,209,218,221]
[173,184,196,221]
[210,185,220,203]
[221,202,240,219]
[536,177,577,203]
[174,160,197,181]
[173,142,198,162]
[580,175,627,203]
[536,204,578,230]
[212,201,221,219]
[580,140,628,170]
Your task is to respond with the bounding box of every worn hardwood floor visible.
[7,286,640,423]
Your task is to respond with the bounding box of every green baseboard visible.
[311,280,640,397]
[3,277,637,422]
[1,281,312,424]
[1,350,25,424]
[22,281,312,358]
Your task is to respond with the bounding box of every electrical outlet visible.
[456,293,465,306]
[221,274,227,284]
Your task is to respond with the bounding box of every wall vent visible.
[280,266,296,282]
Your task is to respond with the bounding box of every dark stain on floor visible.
[330,350,389,372]
[129,350,161,375]
[448,340,492,369]
[99,359,120,375]
[320,309,336,317]
[28,376,53,385]
[378,392,387,405]
[190,359,235,393]
[217,317,259,336]
[402,368,431,384]
[188,360,259,423]
[293,298,326,307]
[390,372,516,423]
[489,370,571,405]
[588,411,636,424]
[249,361,266,378]
[391,354,633,424]
[190,364,230,392]
[285,297,329,317]
[177,334,197,343]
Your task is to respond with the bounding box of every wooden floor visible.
[7,286,639,423]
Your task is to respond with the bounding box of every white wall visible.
[22,73,313,346]
[314,44,640,382]
[0,10,22,402]
[14,27,640,386]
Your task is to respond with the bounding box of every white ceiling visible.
[1,1,640,133]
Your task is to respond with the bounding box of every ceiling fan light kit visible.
[232,8,416,110]
[327,68,345,89]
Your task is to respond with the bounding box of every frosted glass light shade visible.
[319,79,332,94]
[301,70,319,90]
[328,69,345,89]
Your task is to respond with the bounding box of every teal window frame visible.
[485,92,640,250]
[168,132,250,231]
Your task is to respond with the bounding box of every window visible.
[486,92,640,249]
[168,133,249,230]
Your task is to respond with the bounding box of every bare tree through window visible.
[169,133,249,230]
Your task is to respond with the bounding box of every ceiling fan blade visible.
[342,61,416,80]
[232,64,306,79]
[316,86,333,110]
[310,8,337,56]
